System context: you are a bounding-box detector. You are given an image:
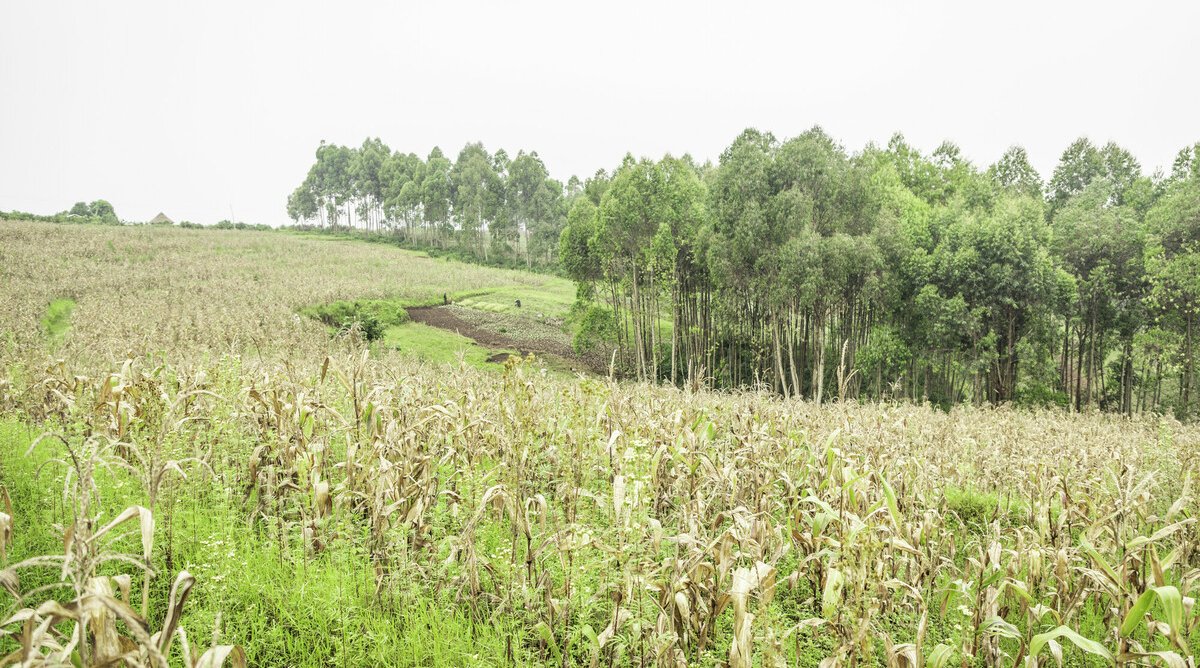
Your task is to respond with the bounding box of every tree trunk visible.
[1185,311,1194,416]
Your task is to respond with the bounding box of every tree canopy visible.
[288,130,1200,417]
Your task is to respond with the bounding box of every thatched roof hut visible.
[148,212,174,225]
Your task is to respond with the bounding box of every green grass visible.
[300,268,575,369]
[40,298,75,344]
[0,419,520,667]
[942,484,1028,528]
[453,280,576,320]
[382,322,509,369]
[282,228,577,369]
[300,298,409,341]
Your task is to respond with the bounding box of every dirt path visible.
[407,305,609,373]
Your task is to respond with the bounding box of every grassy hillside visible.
[1,220,1198,667]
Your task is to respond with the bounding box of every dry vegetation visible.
[1,220,1199,667]
[0,221,556,368]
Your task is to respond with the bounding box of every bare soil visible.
[407,305,610,374]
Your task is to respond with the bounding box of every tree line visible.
[2,202,274,230]
[286,139,582,267]
[287,131,1200,417]
[1,200,120,226]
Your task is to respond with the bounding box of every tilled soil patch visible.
[407,305,610,374]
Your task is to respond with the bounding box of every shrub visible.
[571,302,616,353]
[301,299,409,341]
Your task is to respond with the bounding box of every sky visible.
[1,1,1198,226]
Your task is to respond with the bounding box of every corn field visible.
[1,221,1199,666]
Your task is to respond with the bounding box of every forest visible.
[287,131,1200,417]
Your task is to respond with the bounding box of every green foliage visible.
[64,199,119,224]
[280,128,1200,416]
[1015,383,1070,409]
[558,198,600,283]
[40,298,75,345]
[3,200,121,226]
[382,322,504,369]
[214,219,271,230]
[570,302,617,354]
[289,140,567,268]
[854,325,911,394]
[302,299,410,341]
[0,419,517,667]
[987,145,1043,198]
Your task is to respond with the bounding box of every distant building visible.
[148,212,174,225]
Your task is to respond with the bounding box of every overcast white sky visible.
[2,1,1197,226]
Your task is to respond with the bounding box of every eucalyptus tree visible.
[286,183,319,225]
[352,138,390,231]
[565,175,583,199]
[569,154,709,381]
[648,156,709,385]
[705,127,892,398]
[526,177,567,266]
[956,194,1058,402]
[320,143,356,227]
[1099,142,1143,206]
[988,146,1043,199]
[583,169,610,205]
[1051,181,1147,411]
[767,127,863,400]
[879,141,1060,404]
[707,128,777,388]
[1169,142,1200,183]
[421,147,453,245]
[1048,138,1105,217]
[450,142,500,256]
[1144,174,1200,416]
[593,155,665,380]
[505,151,552,264]
[886,134,950,205]
[289,143,339,227]
[559,197,601,295]
[380,151,423,236]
